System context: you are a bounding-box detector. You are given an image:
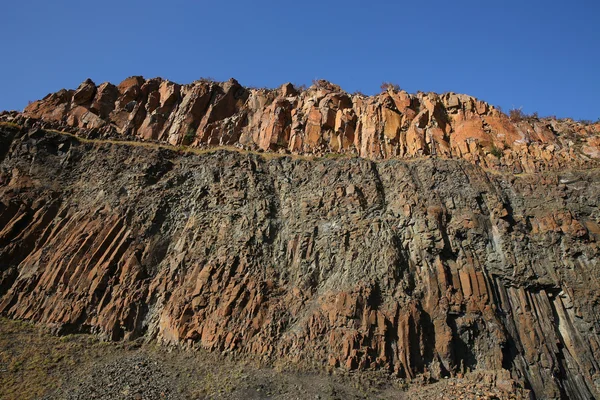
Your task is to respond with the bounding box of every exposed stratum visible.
[0,77,599,399]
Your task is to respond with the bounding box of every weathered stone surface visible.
[22,78,599,174]
[90,82,119,119]
[24,89,74,122]
[72,78,97,106]
[0,121,598,399]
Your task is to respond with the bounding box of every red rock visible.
[90,82,119,118]
[19,77,599,176]
[72,79,97,106]
[118,76,145,94]
[9,83,599,400]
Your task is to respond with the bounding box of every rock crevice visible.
[0,124,599,398]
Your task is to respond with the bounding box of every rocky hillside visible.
[21,77,600,173]
[0,79,599,399]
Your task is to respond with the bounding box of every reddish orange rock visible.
[19,77,599,173]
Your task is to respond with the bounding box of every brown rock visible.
[19,78,600,175]
[90,82,119,118]
[72,79,97,105]
[0,124,598,400]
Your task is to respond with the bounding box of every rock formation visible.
[0,78,599,399]
[22,77,600,174]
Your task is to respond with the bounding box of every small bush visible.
[490,145,503,159]
[509,108,525,122]
[380,82,401,92]
[183,128,196,144]
[293,83,307,92]
[198,76,217,84]
[508,108,539,122]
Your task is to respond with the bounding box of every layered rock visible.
[22,78,600,174]
[0,123,599,399]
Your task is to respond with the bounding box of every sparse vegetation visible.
[293,83,307,92]
[508,108,539,122]
[380,82,401,92]
[490,144,503,159]
[183,127,196,144]
[197,76,217,84]
[0,317,412,400]
[0,317,109,400]
[320,152,354,160]
[43,127,316,161]
[0,121,22,129]
[509,108,525,122]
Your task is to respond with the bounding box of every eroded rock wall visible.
[0,124,599,398]
[20,78,600,174]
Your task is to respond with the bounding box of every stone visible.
[72,79,97,105]
[19,78,599,175]
[5,78,600,400]
[90,82,119,118]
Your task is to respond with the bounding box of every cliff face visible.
[0,117,599,399]
[1,78,600,399]
[22,77,600,174]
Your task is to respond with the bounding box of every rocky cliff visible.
[22,77,600,173]
[1,79,599,399]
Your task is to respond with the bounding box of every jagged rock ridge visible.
[21,77,600,174]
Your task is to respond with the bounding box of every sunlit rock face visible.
[23,77,600,174]
[0,77,599,399]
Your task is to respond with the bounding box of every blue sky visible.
[1,0,598,120]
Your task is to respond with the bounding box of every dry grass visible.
[0,121,22,129]
[0,317,405,399]
[12,123,598,179]
[0,317,110,400]
[45,128,318,161]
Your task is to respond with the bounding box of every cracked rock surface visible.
[17,77,600,174]
[0,122,599,399]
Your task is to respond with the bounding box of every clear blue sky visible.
[1,0,598,120]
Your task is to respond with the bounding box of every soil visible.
[0,318,523,399]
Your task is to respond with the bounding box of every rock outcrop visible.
[22,78,600,174]
[0,118,599,399]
